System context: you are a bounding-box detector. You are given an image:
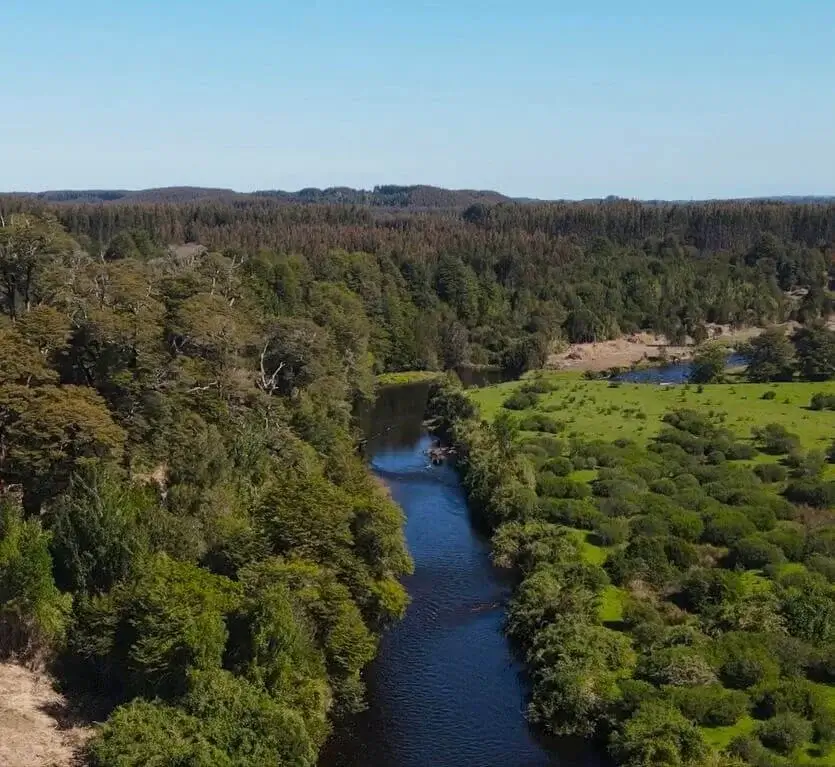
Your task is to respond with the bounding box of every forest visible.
[0,196,833,765]
[1,195,833,377]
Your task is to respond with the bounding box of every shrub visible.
[730,535,786,570]
[725,442,758,460]
[543,457,573,477]
[755,463,788,484]
[757,713,813,755]
[0,501,72,657]
[667,684,750,726]
[784,480,835,508]
[650,478,677,496]
[597,518,630,546]
[538,498,602,530]
[786,449,826,479]
[520,377,557,394]
[754,679,823,720]
[519,413,564,433]
[503,390,539,411]
[610,701,709,767]
[717,634,781,690]
[762,390,777,400]
[536,474,591,500]
[753,424,801,455]
[87,670,316,767]
[764,525,805,561]
[807,554,835,583]
[728,734,791,767]
[810,392,835,411]
[524,435,566,457]
[703,510,757,546]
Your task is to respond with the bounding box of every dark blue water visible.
[321,383,603,767]
[616,353,747,384]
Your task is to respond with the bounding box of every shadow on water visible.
[321,382,607,767]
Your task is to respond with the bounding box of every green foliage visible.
[88,670,316,766]
[667,684,750,727]
[690,343,727,384]
[0,500,71,656]
[756,712,813,756]
[47,467,155,594]
[793,323,835,381]
[744,328,795,383]
[610,701,710,767]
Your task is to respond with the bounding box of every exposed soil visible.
[0,662,91,767]
[548,326,765,372]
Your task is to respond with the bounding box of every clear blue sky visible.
[2,0,834,199]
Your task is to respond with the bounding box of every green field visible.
[469,373,835,453]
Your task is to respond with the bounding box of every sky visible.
[2,0,834,199]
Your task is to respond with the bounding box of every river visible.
[320,382,604,767]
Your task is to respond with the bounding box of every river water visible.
[320,382,604,767]
[616,353,747,384]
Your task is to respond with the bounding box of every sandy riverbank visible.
[548,326,765,373]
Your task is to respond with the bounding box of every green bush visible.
[764,525,806,561]
[784,480,835,508]
[597,518,630,546]
[728,734,791,767]
[610,701,709,767]
[755,463,788,484]
[762,390,777,400]
[667,684,750,726]
[757,712,813,755]
[807,554,835,583]
[503,391,539,410]
[730,535,786,570]
[704,510,757,546]
[810,392,835,411]
[538,498,602,530]
[519,413,564,433]
[0,501,71,657]
[543,457,573,477]
[536,474,592,500]
[753,424,801,455]
[88,670,316,767]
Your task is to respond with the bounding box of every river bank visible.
[548,326,764,372]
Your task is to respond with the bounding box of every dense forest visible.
[1,196,833,377]
[0,212,412,764]
[432,375,835,767]
[0,196,833,765]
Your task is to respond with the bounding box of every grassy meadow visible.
[469,372,835,455]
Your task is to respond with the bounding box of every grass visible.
[469,373,835,453]
[700,714,756,749]
[563,527,627,622]
[375,370,444,386]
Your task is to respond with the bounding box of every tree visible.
[0,384,126,510]
[47,466,154,595]
[744,327,795,382]
[527,620,636,737]
[88,670,316,767]
[793,323,835,381]
[0,214,72,319]
[689,343,726,384]
[0,500,71,657]
[610,701,709,767]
